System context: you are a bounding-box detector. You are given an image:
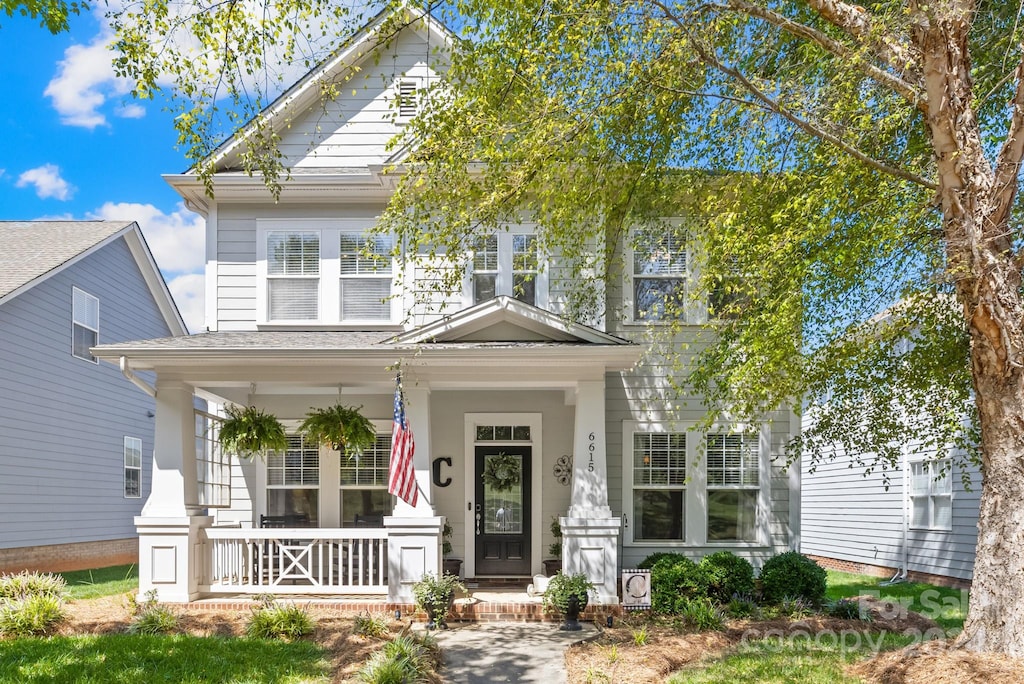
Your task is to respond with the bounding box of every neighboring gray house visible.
[93,6,800,605]
[0,221,187,573]
[801,411,980,587]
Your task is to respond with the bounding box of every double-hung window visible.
[631,228,689,322]
[72,287,99,362]
[631,432,687,542]
[706,433,760,541]
[267,231,319,321]
[909,459,952,530]
[339,432,393,526]
[340,233,393,322]
[124,436,142,498]
[266,434,319,526]
[470,229,544,307]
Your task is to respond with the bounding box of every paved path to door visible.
[429,622,598,683]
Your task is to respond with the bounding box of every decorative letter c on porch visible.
[432,457,452,487]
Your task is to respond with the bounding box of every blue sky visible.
[1,11,207,330]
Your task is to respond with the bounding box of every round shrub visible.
[699,552,755,604]
[759,551,827,605]
[650,555,709,614]
[637,552,685,570]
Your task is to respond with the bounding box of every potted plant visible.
[298,404,376,453]
[411,572,465,630]
[543,516,563,576]
[543,571,592,631]
[218,404,288,458]
[441,521,463,577]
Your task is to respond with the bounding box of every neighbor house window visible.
[631,228,688,322]
[340,232,393,321]
[631,432,687,542]
[266,434,319,526]
[470,230,543,307]
[267,231,319,321]
[910,459,952,530]
[124,436,142,498]
[705,433,760,541]
[339,433,393,526]
[72,287,99,362]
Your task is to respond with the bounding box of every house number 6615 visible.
[587,432,596,472]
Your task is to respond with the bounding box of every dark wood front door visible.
[475,445,531,575]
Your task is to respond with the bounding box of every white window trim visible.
[623,223,706,326]
[72,286,99,363]
[463,225,548,308]
[124,436,142,499]
[622,420,771,549]
[908,457,953,531]
[257,219,400,327]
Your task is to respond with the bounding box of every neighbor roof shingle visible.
[0,221,134,299]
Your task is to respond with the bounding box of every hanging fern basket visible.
[299,404,376,454]
[482,452,521,492]
[218,404,288,459]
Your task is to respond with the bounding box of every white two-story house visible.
[94,6,799,605]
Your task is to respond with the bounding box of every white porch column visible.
[386,385,441,603]
[563,378,621,605]
[136,379,208,602]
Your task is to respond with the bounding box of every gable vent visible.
[397,79,418,118]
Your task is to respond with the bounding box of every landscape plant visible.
[218,404,288,458]
[245,596,315,641]
[0,571,67,637]
[648,556,709,615]
[299,404,376,454]
[128,589,178,635]
[699,552,755,604]
[759,552,828,606]
[542,572,593,616]
[411,572,465,629]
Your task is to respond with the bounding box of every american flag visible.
[388,373,418,506]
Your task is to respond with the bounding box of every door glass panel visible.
[482,453,523,535]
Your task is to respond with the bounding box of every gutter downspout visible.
[120,356,156,398]
[881,446,910,585]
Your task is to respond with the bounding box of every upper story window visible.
[910,458,952,530]
[258,220,397,326]
[469,229,545,308]
[340,233,393,321]
[267,231,320,321]
[72,287,99,362]
[630,228,689,322]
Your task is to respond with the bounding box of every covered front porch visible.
[95,298,641,605]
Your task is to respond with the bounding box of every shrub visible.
[411,572,465,628]
[675,597,725,631]
[649,556,708,614]
[543,572,593,615]
[0,571,67,601]
[637,552,685,570]
[128,590,177,635]
[0,594,66,637]
[245,600,315,640]
[354,611,391,638]
[356,634,433,683]
[699,552,755,604]
[825,597,866,620]
[759,551,827,605]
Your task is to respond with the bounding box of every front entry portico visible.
[94,298,640,605]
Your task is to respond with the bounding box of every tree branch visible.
[993,55,1024,239]
[716,0,925,112]
[803,0,919,78]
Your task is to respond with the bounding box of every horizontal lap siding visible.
[0,238,173,550]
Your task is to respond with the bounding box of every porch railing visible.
[202,527,388,595]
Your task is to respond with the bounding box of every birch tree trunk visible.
[915,0,1024,655]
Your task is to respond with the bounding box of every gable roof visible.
[394,296,632,345]
[203,3,456,176]
[0,220,188,336]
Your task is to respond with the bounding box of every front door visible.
[475,445,531,575]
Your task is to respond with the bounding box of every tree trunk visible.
[913,0,1024,655]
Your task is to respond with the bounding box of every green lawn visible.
[0,634,330,684]
[667,570,969,683]
[58,565,139,600]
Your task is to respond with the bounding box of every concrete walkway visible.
[428,621,598,684]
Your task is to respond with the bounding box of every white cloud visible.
[89,201,205,273]
[167,273,205,333]
[44,29,133,129]
[119,103,147,119]
[16,164,75,200]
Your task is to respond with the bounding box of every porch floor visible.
[189,578,621,623]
